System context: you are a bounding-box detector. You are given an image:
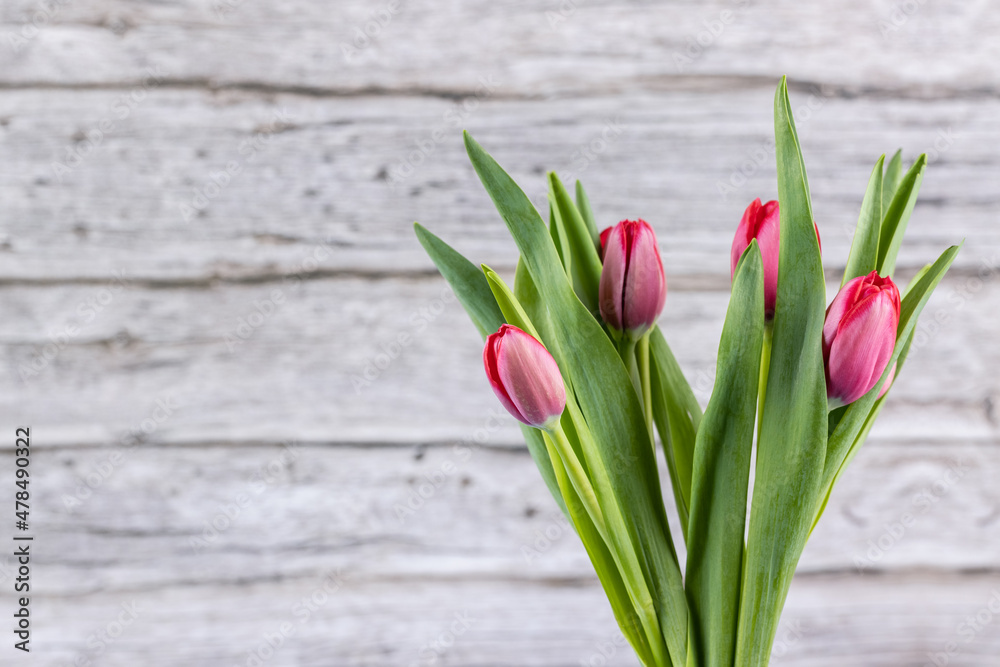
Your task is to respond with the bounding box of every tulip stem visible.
[544,423,608,541]
[637,333,655,451]
[756,322,773,440]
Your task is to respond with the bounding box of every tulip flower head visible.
[484,324,567,430]
[823,271,901,407]
[598,219,668,339]
[731,198,781,317]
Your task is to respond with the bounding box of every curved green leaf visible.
[686,242,764,667]
[842,155,885,286]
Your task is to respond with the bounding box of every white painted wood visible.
[1,0,997,662]
[0,440,997,665]
[2,274,996,446]
[0,88,993,282]
[0,0,997,93]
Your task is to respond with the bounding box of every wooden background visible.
[0,0,997,665]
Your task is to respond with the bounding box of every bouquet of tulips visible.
[413,78,961,666]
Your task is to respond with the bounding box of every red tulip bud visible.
[823,271,901,406]
[598,219,667,338]
[731,199,780,317]
[730,199,821,318]
[483,324,567,429]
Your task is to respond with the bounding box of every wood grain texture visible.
[0,0,998,663]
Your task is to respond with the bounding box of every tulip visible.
[731,199,780,317]
[598,219,667,339]
[484,324,567,429]
[730,199,821,318]
[823,271,901,406]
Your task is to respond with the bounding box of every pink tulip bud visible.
[598,219,667,338]
[731,199,780,317]
[823,271,901,406]
[730,199,821,318]
[483,324,567,429]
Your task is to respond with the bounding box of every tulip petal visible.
[622,221,667,333]
[495,326,566,428]
[598,224,627,331]
[484,328,528,424]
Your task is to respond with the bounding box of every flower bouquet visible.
[413,77,961,666]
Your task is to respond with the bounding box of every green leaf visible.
[686,242,765,667]
[881,149,904,216]
[576,180,602,248]
[464,130,687,666]
[549,173,603,315]
[736,77,829,666]
[878,154,927,276]
[842,155,885,286]
[414,223,504,338]
[544,443,656,667]
[816,243,962,529]
[648,327,702,536]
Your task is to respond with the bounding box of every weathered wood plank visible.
[8,571,1000,667]
[2,273,995,445]
[2,434,998,664]
[7,437,997,590]
[0,0,997,93]
[0,89,993,282]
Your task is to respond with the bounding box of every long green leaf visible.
[648,327,702,536]
[464,130,687,665]
[736,77,829,666]
[545,443,656,667]
[686,242,764,667]
[549,173,603,315]
[842,155,885,286]
[881,149,903,216]
[878,154,927,276]
[576,180,602,247]
[414,223,505,338]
